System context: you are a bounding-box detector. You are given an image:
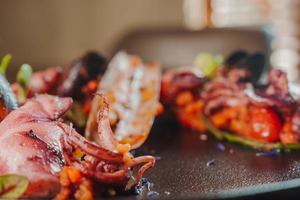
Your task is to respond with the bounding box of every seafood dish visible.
[161,51,300,150]
[0,52,159,199]
[0,49,300,199]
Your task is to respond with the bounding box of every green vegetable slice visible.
[193,52,223,78]
[16,64,32,90]
[202,115,300,151]
[16,64,33,102]
[0,174,29,199]
[0,54,12,76]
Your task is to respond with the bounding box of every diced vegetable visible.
[249,107,281,142]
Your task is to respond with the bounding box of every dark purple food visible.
[160,67,206,105]
[57,52,107,99]
[225,50,265,83]
[250,68,297,115]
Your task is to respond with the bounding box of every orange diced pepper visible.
[67,167,83,184]
[74,178,93,200]
[280,121,299,144]
[176,91,193,106]
[156,102,164,115]
[83,99,92,114]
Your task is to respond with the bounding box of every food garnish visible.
[0,54,12,76]
[0,174,29,199]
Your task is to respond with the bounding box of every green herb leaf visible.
[194,53,223,78]
[0,54,12,76]
[0,174,29,199]
[16,64,32,89]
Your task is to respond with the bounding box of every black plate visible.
[147,117,300,200]
[106,28,300,199]
[104,117,300,200]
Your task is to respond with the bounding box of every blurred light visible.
[211,0,269,27]
[183,0,207,30]
[271,49,300,81]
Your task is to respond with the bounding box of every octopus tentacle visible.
[57,122,123,163]
[127,155,156,184]
[71,161,128,184]
[95,94,118,152]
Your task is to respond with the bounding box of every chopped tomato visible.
[83,99,92,114]
[67,167,83,184]
[176,91,194,106]
[0,99,8,122]
[210,106,249,136]
[249,107,281,142]
[55,166,93,200]
[177,111,206,133]
[82,80,98,95]
[280,120,299,144]
[156,102,164,115]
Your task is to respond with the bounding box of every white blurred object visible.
[182,0,300,82]
[183,0,269,28]
[269,0,300,82]
[183,0,207,30]
[289,82,300,100]
[211,0,269,27]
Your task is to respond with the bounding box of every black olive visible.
[225,51,266,84]
[0,74,18,111]
[243,53,265,83]
[225,50,249,66]
[57,52,107,99]
[82,52,107,79]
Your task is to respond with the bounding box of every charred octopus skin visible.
[0,94,155,198]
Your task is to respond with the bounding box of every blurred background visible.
[1,0,300,82]
[0,0,183,67]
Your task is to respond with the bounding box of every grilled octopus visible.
[0,94,155,198]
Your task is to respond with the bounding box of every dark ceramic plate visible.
[104,117,300,200]
[106,28,300,200]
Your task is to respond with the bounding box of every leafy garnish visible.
[202,115,300,151]
[0,54,12,76]
[0,174,29,199]
[16,64,32,90]
[16,64,32,102]
[194,53,223,78]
